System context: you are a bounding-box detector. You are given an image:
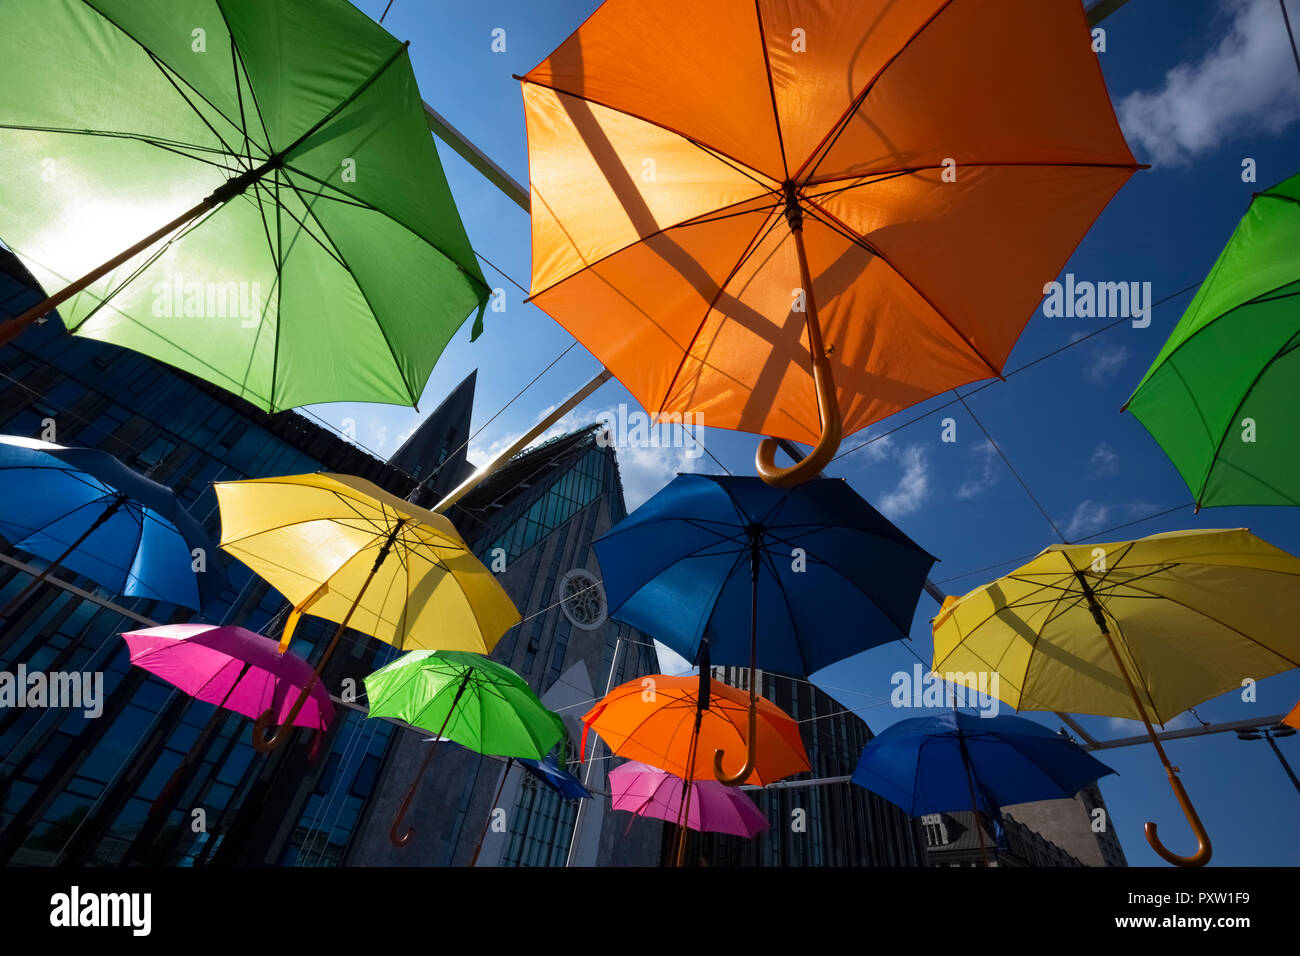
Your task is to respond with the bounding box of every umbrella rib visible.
[751,0,790,181]
[1098,575,1300,674]
[140,49,244,164]
[253,177,348,270]
[801,200,1002,378]
[791,0,959,183]
[517,76,782,188]
[803,159,1145,189]
[213,1,274,155]
[274,175,420,407]
[524,189,781,303]
[0,124,247,173]
[76,1,252,153]
[652,202,795,423]
[0,123,235,157]
[70,201,227,332]
[1194,324,1300,507]
[756,543,813,677]
[274,162,490,294]
[227,36,255,169]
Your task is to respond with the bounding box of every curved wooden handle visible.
[713,697,758,786]
[390,788,417,847]
[250,682,313,754]
[1146,768,1212,867]
[755,353,841,488]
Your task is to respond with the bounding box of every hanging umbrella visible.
[581,674,809,789]
[584,670,807,865]
[120,621,333,755]
[519,0,1140,484]
[932,528,1300,867]
[516,755,591,801]
[594,473,932,785]
[0,0,489,410]
[851,711,1115,864]
[364,649,565,847]
[1125,171,1300,508]
[215,473,519,752]
[0,434,223,613]
[610,760,768,839]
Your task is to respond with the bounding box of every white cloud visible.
[654,641,695,677]
[878,444,930,518]
[957,439,1001,499]
[1089,442,1121,478]
[1065,499,1113,539]
[1117,0,1300,166]
[1085,345,1130,385]
[1107,712,1198,735]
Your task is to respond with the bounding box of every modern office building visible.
[668,666,929,867]
[919,780,1127,867]
[0,247,661,866]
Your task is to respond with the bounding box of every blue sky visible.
[318,0,1300,866]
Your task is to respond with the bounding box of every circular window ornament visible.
[560,568,607,630]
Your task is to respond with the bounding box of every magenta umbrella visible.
[609,760,769,839]
[120,623,334,736]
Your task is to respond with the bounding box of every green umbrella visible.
[1125,172,1300,508]
[0,0,489,411]
[365,649,565,847]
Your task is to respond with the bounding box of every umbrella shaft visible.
[0,200,215,344]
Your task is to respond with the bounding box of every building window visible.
[559,569,606,631]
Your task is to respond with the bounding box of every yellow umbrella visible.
[933,528,1300,868]
[215,473,519,751]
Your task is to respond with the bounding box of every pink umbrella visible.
[609,760,769,839]
[120,623,334,737]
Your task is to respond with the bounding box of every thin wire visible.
[1282,0,1300,78]
[936,500,1196,587]
[832,280,1204,465]
[956,393,1069,543]
[378,0,395,24]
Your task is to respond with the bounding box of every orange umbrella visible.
[520,0,1140,484]
[583,672,809,865]
[583,674,808,786]
[1286,700,1300,730]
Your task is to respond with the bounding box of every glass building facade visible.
[0,249,417,866]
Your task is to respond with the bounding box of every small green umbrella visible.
[1125,172,1300,508]
[365,650,565,847]
[0,0,489,411]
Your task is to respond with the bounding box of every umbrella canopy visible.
[364,650,564,760]
[520,0,1138,479]
[214,472,519,752]
[1125,171,1300,508]
[595,474,934,676]
[0,434,222,610]
[932,529,1300,725]
[933,528,1300,867]
[609,760,769,838]
[517,755,592,801]
[120,623,333,733]
[215,473,519,654]
[365,649,565,847]
[0,0,489,410]
[582,674,809,787]
[850,711,1115,818]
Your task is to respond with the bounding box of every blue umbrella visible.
[594,474,934,785]
[851,711,1116,861]
[517,755,592,800]
[0,435,223,613]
